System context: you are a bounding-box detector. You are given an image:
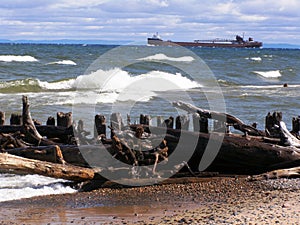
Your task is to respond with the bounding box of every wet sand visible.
[0,177,299,224]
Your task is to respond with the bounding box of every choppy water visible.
[0,43,300,201]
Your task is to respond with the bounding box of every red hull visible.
[148,38,262,48]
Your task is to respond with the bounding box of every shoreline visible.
[0,177,300,224]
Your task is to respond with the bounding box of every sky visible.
[1,0,300,44]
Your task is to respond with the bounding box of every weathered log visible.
[278,120,300,147]
[130,124,300,174]
[0,125,67,134]
[0,132,27,149]
[0,153,94,181]
[5,144,116,168]
[249,166,300,181]
[173,101,263,136]
[5,145,65,164]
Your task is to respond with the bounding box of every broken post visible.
[57,112,72,128]
[94,114,106,138]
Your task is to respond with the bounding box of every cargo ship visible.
[147,33,262,48]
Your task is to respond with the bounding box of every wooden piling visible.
[110,113,123,137]
[175,115,189,130]
[10,113,22,125]
[157,116,164,127]
[192,113,200,132]
[46,116,55,126]
[265,112,282,137]
[140,114,150,125]
[94,114,106,138]
[57,112,72,128]
[292,116,300,135]
[164,116,174,129]
[0,111,5,125]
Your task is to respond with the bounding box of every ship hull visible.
[148,39,262,48]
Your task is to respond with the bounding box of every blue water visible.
[0,44,299,129]
[0,43,300,201]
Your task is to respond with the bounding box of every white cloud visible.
[0,0,299,44]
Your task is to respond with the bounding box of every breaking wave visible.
[246,57,262,61]
[0,55,38,62]
[46,60,77,65]
[0,174,76,202]
[0,68,201,95]
[253,70,282,78]
[138,53,194,62]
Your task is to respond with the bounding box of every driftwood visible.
[0,152,94,181]
[22,95,55,146]
[4,145,65,164]
[129,124,300,174]
[249,166,300,181]
[1,96,300,184]
[173,101,263,136]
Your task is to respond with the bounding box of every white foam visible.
[246,57,262,61]
[47,60,77,65]
[38,79,75,90]
[0,55,38,62]
[138,53,194,62]
[253,70,281,78]
[0,174,76,202]
[71,68,201,103]
[0,68,201,104]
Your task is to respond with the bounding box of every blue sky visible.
[1,0,300,44]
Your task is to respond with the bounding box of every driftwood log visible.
[249,165,300,181]
[0,152,94,181]
[173,101,264,136]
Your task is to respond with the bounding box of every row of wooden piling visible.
[1,110,299,138]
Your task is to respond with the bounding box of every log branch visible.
[22,95,55,145]
[173,101,263,136]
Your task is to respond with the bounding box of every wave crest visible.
[0,68,200,97]
[46,60,77,65]
[138,53,194,62]
[0,55,38,62]
[253,70,281,78]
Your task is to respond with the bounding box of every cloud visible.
[0,0,299,44]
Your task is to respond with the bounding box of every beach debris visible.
[0,96,299,185]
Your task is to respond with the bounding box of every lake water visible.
[0,43,299,201]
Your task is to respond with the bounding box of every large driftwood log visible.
[0,153,94,181]
[4,145,65,164]
[173,101,263,136]
[130,124,300,174]
[0,125,74,138]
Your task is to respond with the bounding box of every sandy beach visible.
[0,177,299,224]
